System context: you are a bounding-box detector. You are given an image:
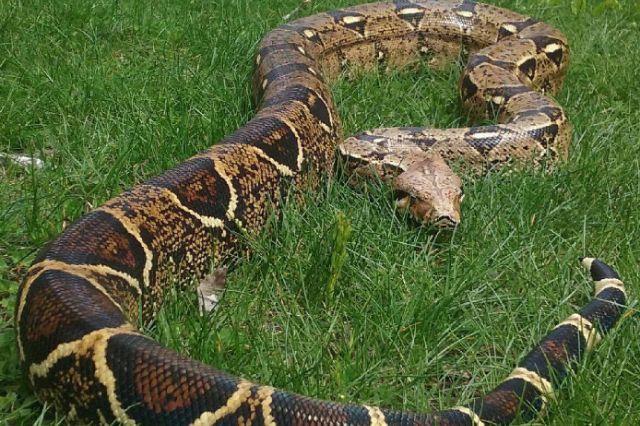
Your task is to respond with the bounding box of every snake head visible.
[392,153,463,229]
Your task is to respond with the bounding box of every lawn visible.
[1,0,639,424]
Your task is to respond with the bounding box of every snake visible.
[14,1,628,424]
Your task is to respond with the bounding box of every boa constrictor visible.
[15,1,627,424]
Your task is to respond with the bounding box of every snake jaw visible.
[434,216,459,229]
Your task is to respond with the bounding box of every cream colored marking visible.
[315,91,334,131]
[501,23,518,34]
[471,131,501,139]
[340,146,410,169]
[191,381,254,426]
[262,78,269,90]
[544,43,562,53]
[288,98,331,135]
[338,146,364,161]
[342,15,364,24]
[280,116,305,170]
[398,7,423,15]
[256,386,276,426]
[456,10,474,18]
[377,50,384,60]
[556,313,602,351]
[29,325,135,377]
[307,66,318,76]
[98,411,109,426]
[255,54,261,65]
[363,405,387,426]
[303,29,315,39]
[291,93,333,135]
[420,46,429,53]
[249,146,294,177]
[452,406,485,426]
[318,122,331,134]
[508,367,554,402]
[29,326,138,425]
[15,260,140,359]
[233,218,246,233]
[594,278,625,296]
[373,137,386,144]
[517,55,535,67]
[93,329,138,425]
[17,260,140,320]
[210,157,238,221]
[581,257,595,271]
[162,188,225,229]
[492,95,505,105]
[297,46,306,55]
[100,205,154,290]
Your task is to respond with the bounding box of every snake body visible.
[15,1,627,424]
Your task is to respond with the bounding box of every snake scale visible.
[15,1,628,424]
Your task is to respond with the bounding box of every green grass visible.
[1,0,639,424]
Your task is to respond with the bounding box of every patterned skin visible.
[15,1,626,424]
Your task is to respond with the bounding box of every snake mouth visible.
[433,215,459,229]
[395,192,460,229]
